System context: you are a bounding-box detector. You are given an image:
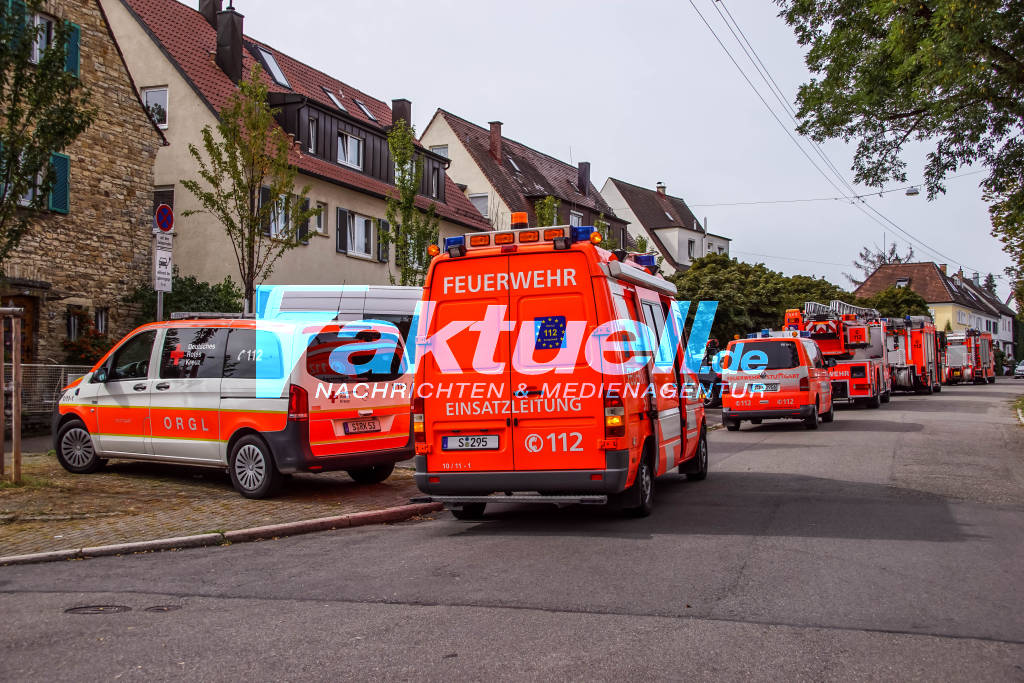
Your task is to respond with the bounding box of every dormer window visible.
[307,116,317,153]
[258,47,290,88]
[895,277,910,288]
[323,88,346,112]
[354,100,376,121]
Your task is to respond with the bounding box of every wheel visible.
[450,503,486,520]
[804,403,819,430]
[866,392,881,409]
[934,383,942,393]
[988,376,996,384]
[683,429,709,481]
[821,401,835,423]
[346,463,395,484]
[626,453,655,517]
[880,391,890,404]
[229,435,282,499]
[750,418,763,425]
[56,420,105,474]
[725,419,740,431]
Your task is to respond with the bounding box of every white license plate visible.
[442,435,498,450]
[747,382,780,392]
[344,418,381,435]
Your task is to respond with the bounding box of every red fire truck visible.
[885,316,942,394]
[946,330,995,384]
[783,301,891,408]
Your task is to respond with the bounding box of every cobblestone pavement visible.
[0,453,421,557]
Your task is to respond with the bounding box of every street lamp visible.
[905,186,920,196]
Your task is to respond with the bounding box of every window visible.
[257,47,290,87]
[30,14,54,64]
[314,201,328,235]
[569,211,583,227]
[142,87,168,128]
[94,308,108,335]
[664,210,674,221]
[354,100,377,121]
[18,168,43,207]
[742,340,801,370]
[307,116,317,153]
[66,307,82,341]
[261,190,289,238]
[718,247,725,255]
[347,213,374,257]
[430,145,448,158]
[688,239,695,259]
[338,132,363,169]
[430,168,440,198]
[469,194,488,218]
[223,329,284,379]
[305,314,412,383]
[160,328,227,380]
[106,331,157,381]
[895,277,909,288]
[323,88,347,112]
[507,156,521,172]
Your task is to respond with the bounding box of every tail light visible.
[288,384,308,422]
[604,392,625,437]
[413,396,425,443]
[799,376,809,392]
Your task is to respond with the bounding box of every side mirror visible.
[92,366,108,383]
[826,359,837,368]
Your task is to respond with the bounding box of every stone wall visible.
[3,0,162,363]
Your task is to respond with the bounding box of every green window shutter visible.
[48,152,70,214]
[65,22,81,77]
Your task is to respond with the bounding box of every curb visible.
[1017,406,1024,426]
[0,501,442,567]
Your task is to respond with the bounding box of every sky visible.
[234,0,1013,302]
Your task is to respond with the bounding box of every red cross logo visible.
[169,343,185,366]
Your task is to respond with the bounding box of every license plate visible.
[747,382,779,392]
[344,418,380,435]
[443,435,498,450]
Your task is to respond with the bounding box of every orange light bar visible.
[427,244,440,256]
[590,231,603,245]
[543,228,565,240]
[511,211,529,229]
[469,234,490,247]
[518,230,539,243]
[494,232,514,245]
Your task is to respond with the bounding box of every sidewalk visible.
[0,453,423,557]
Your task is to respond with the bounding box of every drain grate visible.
[65,605,131,615]
[143,605,181,613]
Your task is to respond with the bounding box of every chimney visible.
[939,263,947,275]
[391,98,411,127]
[199,0,221,29]
[488,121,502,160]
[577,162,590,196]
[656,182,666,195]
[972,272,980,286]
[215,5,244,84]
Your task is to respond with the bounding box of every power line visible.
[730,249,849,268]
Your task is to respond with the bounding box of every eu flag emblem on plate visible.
[535,316,567,350]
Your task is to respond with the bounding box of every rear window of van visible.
[305,315,412,383]
[739,340,801,370]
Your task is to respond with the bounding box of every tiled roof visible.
[121,0,489,231]
[951,273,1015,317]
[854,262,1005,316]
[436,109,625,224]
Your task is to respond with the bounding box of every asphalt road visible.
[2,382,1023,681]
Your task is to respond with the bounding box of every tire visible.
[346,463,395,484]
[934,383,942,393]
[804,402,819,430]
[725,419,740,431]
[626,452,655,517]
[988,376,996,384]
[229,435,282,499]
[451,503,486,520]
[866,392,881,409]
[684,429,709,481]
[56,420,105,474]
[880,391,890,404]
[821,401,835,423]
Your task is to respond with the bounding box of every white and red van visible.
[720,331,835,430]
[54,286,421,498]
[412,216,708,519]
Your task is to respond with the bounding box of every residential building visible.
[855,262,1014,357]
[600,178,730,276]
[3,0,163,362]
[420,110,629,245]
[101,0,489,291]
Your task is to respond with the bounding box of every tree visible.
[860,285,931,318]
[983,273,997,295]
[0,0,95,274]
[594,213,619,250]
[181,64,318,312]
[533,196,560,227]
[383,118,439,286]
[776,1,1024,307]
[845,243,915,286]
[125,266,242,322]
[634,234,649,253]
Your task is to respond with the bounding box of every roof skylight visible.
[323,88,346,112]
[507,156,520,172]
[354,100,376,121]
[664,210,674,221]
[258,47,290,88]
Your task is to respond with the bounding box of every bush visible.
[125,267,242,323]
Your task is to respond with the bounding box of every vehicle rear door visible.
[424,256,513,472]
[638,291,686,474]
[507,251,604,471]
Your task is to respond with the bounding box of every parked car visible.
[1015,361,1024,379]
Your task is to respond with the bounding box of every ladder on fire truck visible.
[829,300,880,320]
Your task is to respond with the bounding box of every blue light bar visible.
[634,253,657,268]
[761,329,770,337]
[799,330,811,338]
[570,226,595,242]
[444,236,465,250]
[746,333,757,339]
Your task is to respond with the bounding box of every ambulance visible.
[53,286,421,498]
[720,330,836,430]
[412,214,709,519]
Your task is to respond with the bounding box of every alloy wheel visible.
[234,444,267,491]
[61,428,94,469]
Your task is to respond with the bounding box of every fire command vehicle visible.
[720,330,836,430]
[784,300,892,408]
[885,316,942,394]
[412,214,709,519]
[946,329,996,384]
[54,286,421,498]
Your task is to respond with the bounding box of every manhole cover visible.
[143,605,181,613]
[65,605,131,615]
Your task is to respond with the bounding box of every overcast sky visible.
[235,0,1012,301]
